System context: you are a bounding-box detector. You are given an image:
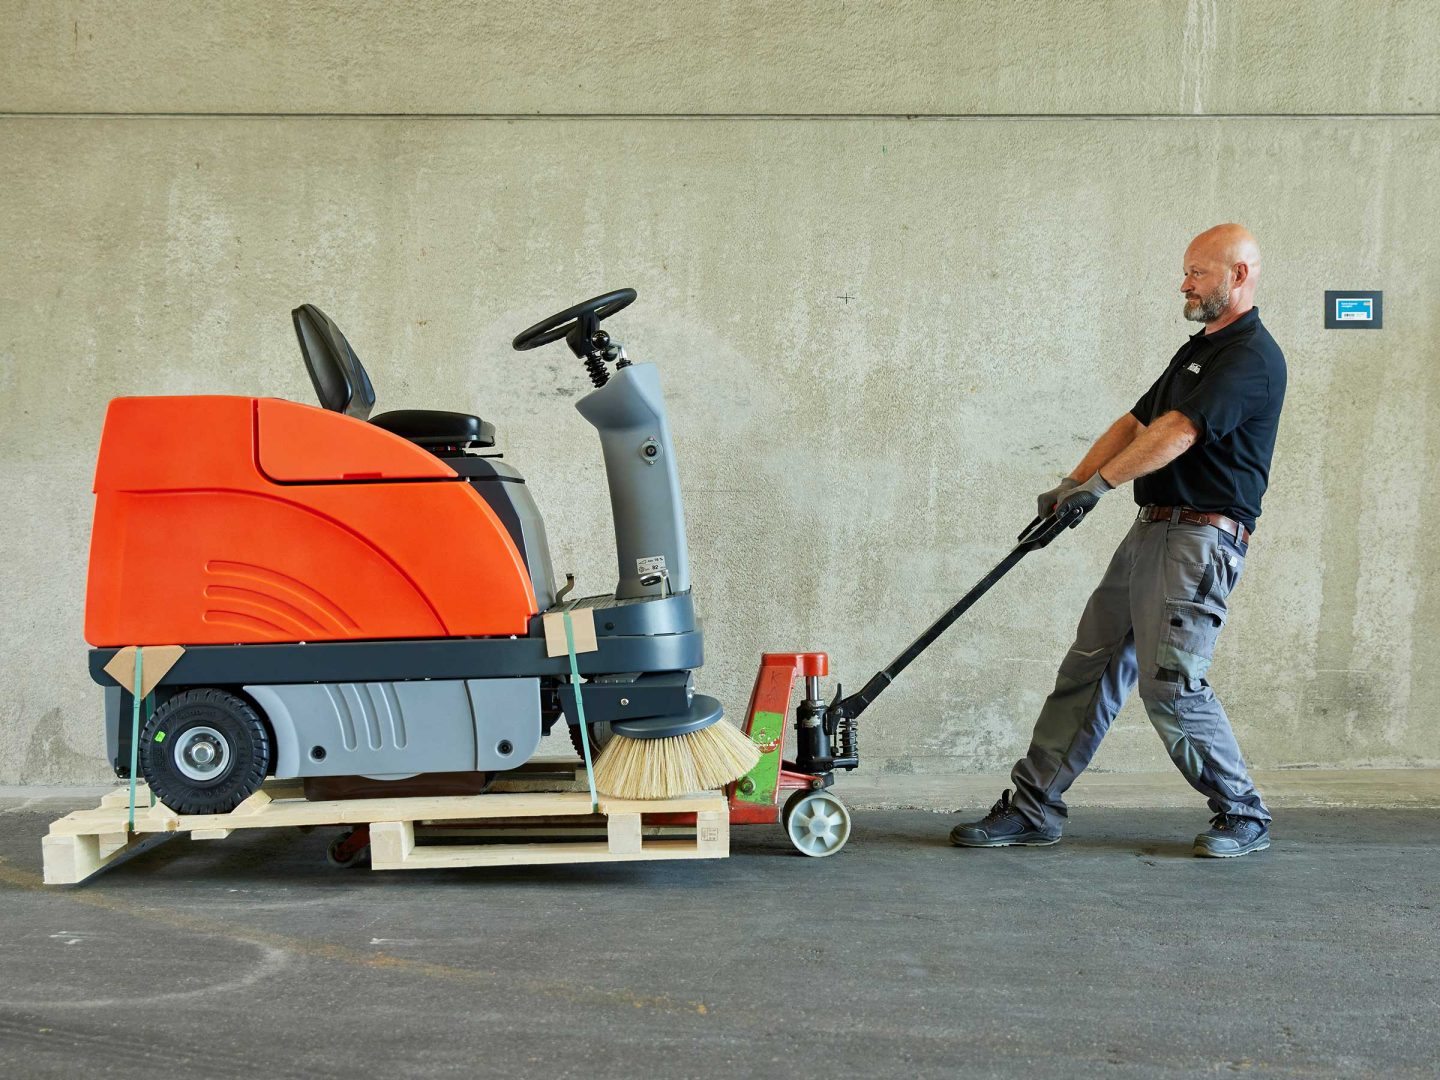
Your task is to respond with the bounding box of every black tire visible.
[139,688,271,814]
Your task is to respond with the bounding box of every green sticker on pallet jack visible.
[735,710,784,804]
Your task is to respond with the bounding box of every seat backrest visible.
[291,304,376,420]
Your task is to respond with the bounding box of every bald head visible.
[1181,223,1261,331]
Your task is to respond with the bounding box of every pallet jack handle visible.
[831,504,1083,722]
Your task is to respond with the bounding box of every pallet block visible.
[42,761,728,884]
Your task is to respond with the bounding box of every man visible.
[952,223,1285,858]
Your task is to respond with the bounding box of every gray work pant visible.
[1010,516,1270,832]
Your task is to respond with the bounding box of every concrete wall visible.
[3,1,1437,784]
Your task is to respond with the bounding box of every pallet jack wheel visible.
[782,789,852,858]
[326,826,371,869]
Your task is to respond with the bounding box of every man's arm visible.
[1093,410,1199,486]
[1066,413,1146,484]
[1053,410,1201,522]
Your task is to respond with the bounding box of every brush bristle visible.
[591,720,761,800]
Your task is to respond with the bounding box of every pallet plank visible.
[373,838,724,871]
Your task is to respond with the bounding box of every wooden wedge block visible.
[606,812,642,855]
[696,809,730,857]
[97,831,131,860]
[369,821,416,869]
[42,834,96,885]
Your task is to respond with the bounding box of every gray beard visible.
[1184,283,1230,323]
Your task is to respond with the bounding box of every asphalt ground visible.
[2,797,1436,1079]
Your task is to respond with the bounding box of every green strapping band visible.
[562,612,599,813]
[127,647,142,831]
[126,648,158,832]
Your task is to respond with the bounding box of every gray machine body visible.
[458,457,558,611]
[244,678,540,779]
[575,362,691,600]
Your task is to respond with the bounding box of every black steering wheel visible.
[511,288,637,352]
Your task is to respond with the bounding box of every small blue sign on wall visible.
[1335,297,1373,321]
[1324,290,1383,329]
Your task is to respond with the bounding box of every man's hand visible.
[1036,477,1079,519]
[1055,471,1114,525]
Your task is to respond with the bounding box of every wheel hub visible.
[784,791,852,857]
[174,725,232,782]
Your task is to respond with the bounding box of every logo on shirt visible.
[1186,362,1202,373]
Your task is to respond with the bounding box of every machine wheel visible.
[327,827,371,869]
[567,720,614,761]
[139,689,270,815]
[782,789,852,858]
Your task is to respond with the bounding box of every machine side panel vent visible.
[246,680,487,778]
[343,683,382,750]
[377,682,407,748]
[323,684,359,751]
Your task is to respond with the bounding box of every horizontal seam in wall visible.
[1,111,1437,122]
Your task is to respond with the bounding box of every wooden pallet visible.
[42,762,729,884]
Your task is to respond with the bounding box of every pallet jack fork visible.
[723,507,1083,857]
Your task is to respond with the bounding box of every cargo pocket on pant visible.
[1156,601,1226,683]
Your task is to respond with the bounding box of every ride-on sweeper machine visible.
[82,287,1078,860]
[85,290,745,815]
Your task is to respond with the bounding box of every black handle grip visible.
[1016,504,1084,549]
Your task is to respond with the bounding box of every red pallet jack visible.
[700,507,1083,857]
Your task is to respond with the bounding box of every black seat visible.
[370,409,496,448]
[292,303,375,418]
[291,304,493,450]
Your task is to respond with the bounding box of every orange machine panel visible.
[92,395,261,494]
[256,397,456,482]
[86,396,537,646]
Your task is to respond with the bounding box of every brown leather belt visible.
[1138,504,1251,545]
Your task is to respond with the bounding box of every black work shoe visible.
[1193,814,1270,858]
[949,790,1061,848]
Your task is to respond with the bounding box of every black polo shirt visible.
[1129,307,1286,532]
